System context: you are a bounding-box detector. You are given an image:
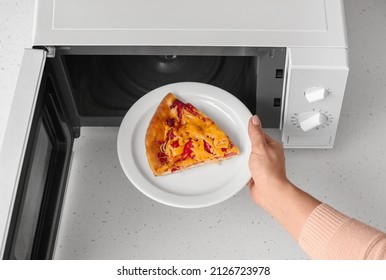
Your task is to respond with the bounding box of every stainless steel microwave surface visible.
[0,0,349,259]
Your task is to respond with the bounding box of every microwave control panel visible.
[282,48,349,148]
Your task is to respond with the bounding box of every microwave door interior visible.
[1,49,74,259]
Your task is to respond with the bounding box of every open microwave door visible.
[0,49,74,259]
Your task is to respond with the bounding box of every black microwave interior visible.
[54,46,286,131]
[65,55,256,117]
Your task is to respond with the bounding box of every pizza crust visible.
[145,93,175,174]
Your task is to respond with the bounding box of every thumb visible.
[248,115,267,152]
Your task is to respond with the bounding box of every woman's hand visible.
[248,115,289,207]
[247,115,321,240]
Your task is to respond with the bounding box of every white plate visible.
[117,82,252,208]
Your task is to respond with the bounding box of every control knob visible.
[297,111,328,132]
[305,86,329,103]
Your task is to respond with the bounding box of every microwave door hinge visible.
[32,46,56,58]
[45,46,56,58]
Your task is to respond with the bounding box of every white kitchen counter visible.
[0,0,34,149]
[1,0,386,259]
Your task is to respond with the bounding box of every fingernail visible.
[251,115,260,126]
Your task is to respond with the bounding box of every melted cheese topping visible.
[156,101,239,174]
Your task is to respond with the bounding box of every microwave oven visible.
[0,0,349,259]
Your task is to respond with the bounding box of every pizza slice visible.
[145,92,239,176]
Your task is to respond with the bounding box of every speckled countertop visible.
[1,0,386,259]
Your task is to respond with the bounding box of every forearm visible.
[299,204,386,259]
[258,179,386,259]
[259,180,321,241]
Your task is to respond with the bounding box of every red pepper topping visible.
[185,103,198,116]
[203,140,213,154]
[171,166,181,173]
[166,117,176,127]
[224,152,237,158]
[181,140,194,159]
[167,129,176,140]
[157,152,168,165]
[171,140,179,148]
[170,99,185,122]
[221,148,227,152]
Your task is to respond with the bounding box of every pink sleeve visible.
[298,203,386,259]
